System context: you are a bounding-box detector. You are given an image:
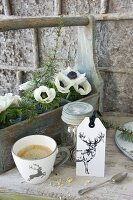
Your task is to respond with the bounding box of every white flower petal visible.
[74,80,92,95]
[62,67,86,86]
[0,93,21,113]
[34,86,56,103]
[5,93,13,98]
[44,88,56,103]
[34,86,47,102]
[0,96,10,113]
[55,72,72,93]
[63,67,72,75]
[63,67,80,77]
[74,75,86,85]
[19,81,34,91]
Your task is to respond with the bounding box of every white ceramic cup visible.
[12,135,70,184]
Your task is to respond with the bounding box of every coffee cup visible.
[12,135,70,184]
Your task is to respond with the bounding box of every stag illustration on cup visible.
[28,164,46,181]
[76,132,105,174]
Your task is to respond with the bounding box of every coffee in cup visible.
[12,135,70,184]
[17,144,52,159]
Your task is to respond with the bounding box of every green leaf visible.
[0,104,22,126]
[101,119,133,143]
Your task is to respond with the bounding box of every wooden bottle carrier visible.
[0,16,103,174]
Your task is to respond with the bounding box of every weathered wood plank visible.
[54,0,62,15]
[0,192,59,200]
[2,0,11,15]
[77,16,104,111]
[100,0,109,14]
[95,12,133,20]
[0,91,101,174]
[0,114,133,200]
[98,67,133,74]
[0,13,133,24]
[1,64,133,74]
[0,64,35,72]
[0,16,89,32]
[0,106,64,174]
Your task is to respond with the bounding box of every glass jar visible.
[61,102,93,162]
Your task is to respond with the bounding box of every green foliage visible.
[0,17,64,128]
[0,104,22,126]
[18,17,64,120]
[102,119,133,143]
[20,93,37,120]
[32,56,58,87]
[32,16,63,87]
[65,86,87,102]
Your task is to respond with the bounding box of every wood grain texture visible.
[0,106,63,174]
[77,16,103,111]
[0,16,89,32]
[98,67,133,74]
[0,92,101,174]
[0,114,133,200]
[1,12,133,22]
[2,0,11,15]
[0,64,34,72]
[0,1,133,113]
[100,0,109,14]
[0,193,58,200]
[95,12,133,20]
[54,0,62,15]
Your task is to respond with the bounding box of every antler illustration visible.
[79,132,105,146]
[94,133,105,145]
[79,132,91,145]
[29,164,42,171]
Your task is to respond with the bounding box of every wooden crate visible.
[0,107,63,173]
[77,16,103,111]
[0,16,103,174]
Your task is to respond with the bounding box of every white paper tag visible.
[76,117,106,177]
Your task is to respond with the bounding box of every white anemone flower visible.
[73,79,92,95]
[19,81,34,91]
[63,67,86,85]
[55,72,72,94]
[0,93,21,113]
[34,86,56,103]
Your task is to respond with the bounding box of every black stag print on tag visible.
[76,132,105,174]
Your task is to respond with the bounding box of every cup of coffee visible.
[12,135,70,184]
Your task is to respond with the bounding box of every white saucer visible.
[115,130,133,161]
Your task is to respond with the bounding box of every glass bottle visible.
[61,102,93,162]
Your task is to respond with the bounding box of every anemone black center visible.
[67,71,77,79]
[78,85,84,90]
[60,81,65,88]
[41,92,48,99]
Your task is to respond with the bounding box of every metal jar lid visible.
[61,102,93,125]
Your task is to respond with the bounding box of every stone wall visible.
[0,0,133,113]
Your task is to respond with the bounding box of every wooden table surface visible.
[0,114,133,200]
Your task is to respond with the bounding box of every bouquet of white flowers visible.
[0,17,93,128]
[0,93,21,128]
[0,65,92,128]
